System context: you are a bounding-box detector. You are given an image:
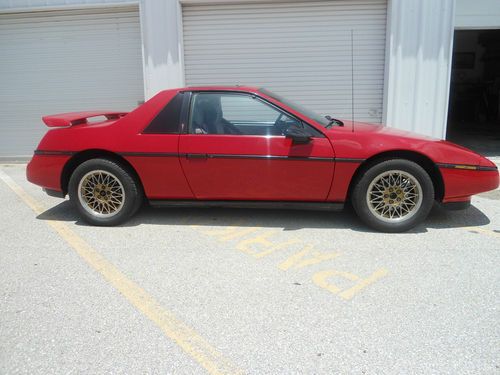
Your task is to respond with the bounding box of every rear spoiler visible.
[42,111,128,127]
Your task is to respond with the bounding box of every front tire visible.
[68,158,142,226]
[351,159,434,232]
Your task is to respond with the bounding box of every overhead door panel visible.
[182,0,387,123]
[0,7,144,157]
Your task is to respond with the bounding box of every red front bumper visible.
[440,167,499,203]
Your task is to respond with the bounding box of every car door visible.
[178,91,335,201]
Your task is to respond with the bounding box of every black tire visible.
[351,159,434,232]
[68,158,143,226]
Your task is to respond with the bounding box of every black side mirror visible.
[284,127,311,144]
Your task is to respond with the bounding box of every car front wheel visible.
[68,158,142,226]
[351,159,434,232]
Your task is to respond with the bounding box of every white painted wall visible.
[139,0,184,100]
[455,0,500,29]
[383,0,455,139]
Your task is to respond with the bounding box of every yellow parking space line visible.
[0,170,243,375]
[464,226,500,239]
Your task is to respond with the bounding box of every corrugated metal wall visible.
[182,0,387,124]
[1,0,460,141]
[0,7,144,157]
[383,0,455,139]
[0,0,133,10]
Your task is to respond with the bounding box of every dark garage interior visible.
[447,29,500,156]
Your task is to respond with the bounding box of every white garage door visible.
[0,7,144,158]
[182,0,387,124]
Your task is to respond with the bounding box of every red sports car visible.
[27,86,499,232]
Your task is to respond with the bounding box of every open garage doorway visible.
[447,30,500,157]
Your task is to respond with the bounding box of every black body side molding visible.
[148,200,344,211]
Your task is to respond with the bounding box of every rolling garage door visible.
[182,0,387,124]
[0,7,144,158]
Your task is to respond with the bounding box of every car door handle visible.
[186,153,208,159]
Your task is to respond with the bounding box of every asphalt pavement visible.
[1,163,499,374]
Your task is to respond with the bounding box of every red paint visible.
[26,154,70,191]
[440,168,499,202]
[42,111,128,127]
[178,134,334,200]
[328,162,362,202]
[26,86,499,205]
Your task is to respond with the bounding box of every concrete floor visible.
[1,164,499,374]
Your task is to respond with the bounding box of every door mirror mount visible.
[284,127,311,144]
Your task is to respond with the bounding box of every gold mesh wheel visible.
[366,170,423,223]
[77,170,125,218]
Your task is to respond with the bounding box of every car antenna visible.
[351,29,355,133]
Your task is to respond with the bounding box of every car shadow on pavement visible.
[36,200,491,234]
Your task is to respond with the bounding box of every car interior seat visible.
[191,95,224,134]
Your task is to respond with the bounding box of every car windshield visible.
[259,88,330,127]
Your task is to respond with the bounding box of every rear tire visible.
[351,159,434,232]
[68,158,142,226]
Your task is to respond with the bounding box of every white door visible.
[182,0,387,124]
[0,7,144,158]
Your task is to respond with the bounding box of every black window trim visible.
[179,91,192,134]
[142,92,190,134]
[183,90,326,138]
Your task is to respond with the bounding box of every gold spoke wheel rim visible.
[78,170,125,218]
[366,170,423,223]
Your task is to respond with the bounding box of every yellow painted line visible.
[464,226,500,239]
[312,268,388,300]
[0,170,243,375]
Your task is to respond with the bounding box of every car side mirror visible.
[284,127,311,144]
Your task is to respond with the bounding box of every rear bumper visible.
[26,154,70,193]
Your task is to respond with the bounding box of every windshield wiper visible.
[325,115,344,128]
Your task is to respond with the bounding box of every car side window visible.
[189,92,313,136]
[143,93,183,134]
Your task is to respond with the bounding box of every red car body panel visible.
[26,153,70,191]
[439,169,499,202]
[26,86,499,206]
[178,134,334,200]
[42,111,128,127]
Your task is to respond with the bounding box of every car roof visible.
[176,85,261,93]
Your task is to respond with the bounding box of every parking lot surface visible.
[1,163,499,374]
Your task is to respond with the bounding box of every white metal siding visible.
[455,0,500,29]
[383,0,455,139]
[0,0,134,11]
[0,7,143,157]
[182,0,387,123]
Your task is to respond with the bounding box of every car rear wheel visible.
[351,159,434,232]
[68,158,142,226]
